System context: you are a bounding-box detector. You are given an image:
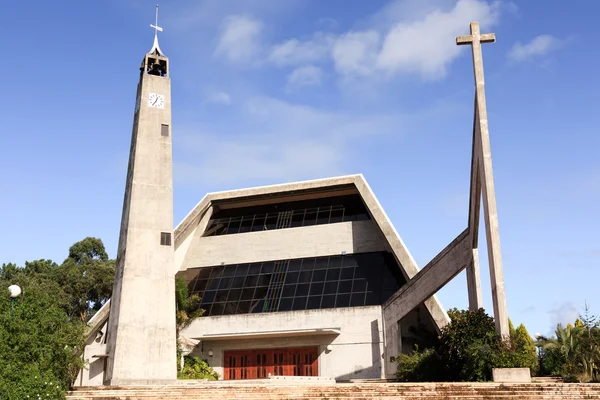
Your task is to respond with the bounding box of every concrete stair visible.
[67,382,600,400]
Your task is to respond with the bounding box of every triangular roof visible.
[173,174,450,330]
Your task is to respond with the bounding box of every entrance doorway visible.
[223,347,318,380]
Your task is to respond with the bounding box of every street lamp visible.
[7,285,21,314]
[8,285,21,298]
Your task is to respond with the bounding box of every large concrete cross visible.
[382,22,509,339]
[457,23,492,311]
[458,22,509,338]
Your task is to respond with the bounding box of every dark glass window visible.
[160,232,171,246]
[186,252,406,316]
[204,194,370,237]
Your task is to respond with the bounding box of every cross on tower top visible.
[148,4,165,56]
[150,4,163,37]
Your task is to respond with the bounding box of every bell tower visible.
[104,5,177,385]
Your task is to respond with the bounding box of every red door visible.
[224,347,318,380]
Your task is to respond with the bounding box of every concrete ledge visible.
[267,375,336,385]
[104,378,178,386]
[195,327,341,341]
[492,368,531,383]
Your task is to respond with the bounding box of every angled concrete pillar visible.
[104,22,177,384]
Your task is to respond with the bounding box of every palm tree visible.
[175,278,205,370]
[542,324,581,359]
[539,323,599,381]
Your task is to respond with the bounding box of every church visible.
[75,10,508,387]
[172,174,448,381]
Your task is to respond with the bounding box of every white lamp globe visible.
[8,285,22,298]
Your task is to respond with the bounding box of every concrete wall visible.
[174,206,212,273]
[183,306,384,380]
[179,220,385,270]
[76,320,108,386]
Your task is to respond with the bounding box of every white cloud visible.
[376,0,500,79]
[287,65,323,87]
[268,34,333,66]
[332,31,380,77]
[176,135,342,187]
[206,91,232,105]
[262,0,502,81]
[174,96,402,187]
[508,34,565,62]
[549,302,580,327]
[214,15,263,63]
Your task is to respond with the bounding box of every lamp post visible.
[8,284,21,314]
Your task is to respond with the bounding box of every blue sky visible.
[1,0,598,337]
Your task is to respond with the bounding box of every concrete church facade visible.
[174,175,449,381]
[75,13,509,387]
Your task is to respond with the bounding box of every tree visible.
[175,277,205,373]
[0,237,117,398]
[175,277,204,337]
[0,271,85,399]
[56,237,115,322]
[577,303,600,381]
[508,318,516,338]
[0,263,19,280]
[512,323,538,372]
[542,324,579,360]
[538,304,600,382]
[66,237,109,264]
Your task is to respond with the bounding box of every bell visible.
[148,63,163,76]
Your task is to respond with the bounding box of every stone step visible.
[67,396,600,399]
[67,383,600,400]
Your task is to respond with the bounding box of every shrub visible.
[395,308,539,382]
[435,308,499,381]
[178,356,219,380]
[395,347,439,382]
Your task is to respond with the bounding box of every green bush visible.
[435,308,500,381]
[0,277,85,399]
[395,308,538,382]
[0,364,66,399]
[395,347,439,382]
[178,356,219,380]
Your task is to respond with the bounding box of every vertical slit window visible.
[160,232,171,246]
[161,124,169,137]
